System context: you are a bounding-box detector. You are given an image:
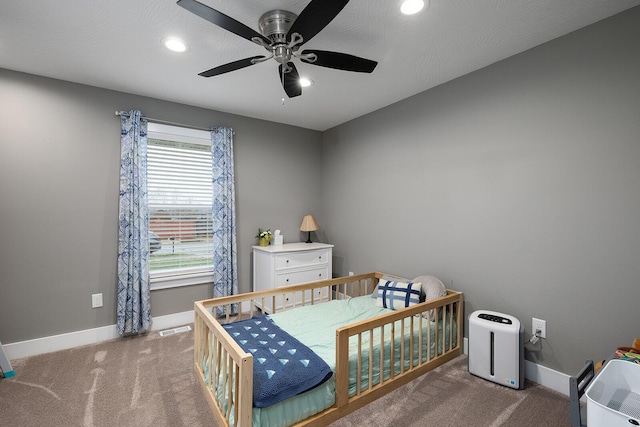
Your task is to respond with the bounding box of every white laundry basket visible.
[586,359,640,426]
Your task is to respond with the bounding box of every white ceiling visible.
[1,0,639,131]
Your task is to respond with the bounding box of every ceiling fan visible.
[177,0,378,98]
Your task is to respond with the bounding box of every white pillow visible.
[414,275,446,301]
[412,275,446,320]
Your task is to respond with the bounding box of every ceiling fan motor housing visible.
[258,10,299,67]
[259,10,297,43]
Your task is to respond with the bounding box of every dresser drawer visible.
[275,249,329,270]
[275,268,328,287]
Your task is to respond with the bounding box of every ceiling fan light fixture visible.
[401,0,426,15]
[163,37,188,52]
[300,77,313,87]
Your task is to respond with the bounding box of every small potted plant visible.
[256,228,272,246]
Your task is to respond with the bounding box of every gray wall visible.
[2,7,639,378]
[0,69,322,343]
[322,7,640,375]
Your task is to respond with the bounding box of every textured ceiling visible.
[1,0,639,131]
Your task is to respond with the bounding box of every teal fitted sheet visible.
[271,295,456,397]
[269,294,393,369]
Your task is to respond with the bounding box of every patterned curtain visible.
[211,127,238,314]
[117,110,152,335]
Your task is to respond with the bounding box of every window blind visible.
[147,138,214,278]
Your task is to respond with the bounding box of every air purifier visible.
[468,310,524,389]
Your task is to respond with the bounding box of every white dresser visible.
[252,242,333,313]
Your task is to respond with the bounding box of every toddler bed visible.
[193,272,463,427]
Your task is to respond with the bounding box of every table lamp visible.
[300,214,319,243]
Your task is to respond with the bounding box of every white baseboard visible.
[6,318,569,396]
[4,310,194,360]
[524,359,570,396]
[463,337,569,396]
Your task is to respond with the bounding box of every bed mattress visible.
[212,294,456,427]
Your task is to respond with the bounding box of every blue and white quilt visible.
[222,315,333,408]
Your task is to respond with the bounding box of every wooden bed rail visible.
[197,272,382,321]
[194,301,253,427]
[334,291,463,408]
[193,272,463,427]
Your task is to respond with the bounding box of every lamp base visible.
[305,231,312,243]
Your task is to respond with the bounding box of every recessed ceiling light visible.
[401,0,426,15]
[163,37,188,52]
[299,77,313,87]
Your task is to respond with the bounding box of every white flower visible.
[256,228,273,238]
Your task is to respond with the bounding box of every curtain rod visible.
[115,111,233,134]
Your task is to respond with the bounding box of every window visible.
[147,123,213,290]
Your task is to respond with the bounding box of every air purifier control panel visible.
[477,313,513,324]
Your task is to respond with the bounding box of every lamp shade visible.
[300,215,319,232]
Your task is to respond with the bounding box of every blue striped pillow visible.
[376,280,421,310]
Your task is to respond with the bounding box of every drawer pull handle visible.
[286,259,289,264]
[286,278,289,283]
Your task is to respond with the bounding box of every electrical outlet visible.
[348,271,354,276]
[92,293,103,308]
[532,317,546,339]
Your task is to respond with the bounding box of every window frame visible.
[146,123,214,290]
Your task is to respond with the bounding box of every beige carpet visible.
[0,327,217,427]
[330,356,570,427]
[0,327,570,426]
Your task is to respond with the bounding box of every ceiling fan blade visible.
[287,0,350,44]
[177,0,270,45]
[300,50,378,73]
[199,56,266,77]
[279,63,302,98]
